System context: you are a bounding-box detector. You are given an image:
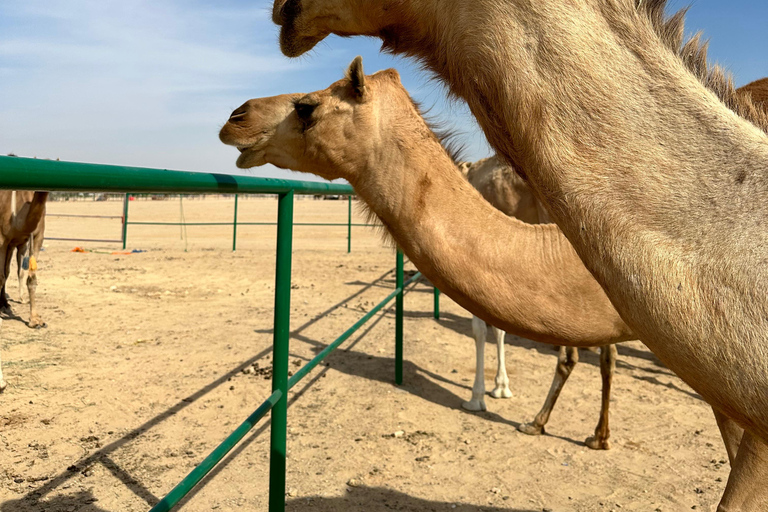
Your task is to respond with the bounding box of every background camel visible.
[459,156,620,449]
[0,190,48,393]
[271,2,768,509]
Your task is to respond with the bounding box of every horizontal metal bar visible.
[0,156,354,196]
[46,214,124,219]
[127,222,237,226]
[287,271,423,389]
[149,389,283,512]
[46,237,123,243]
[124,222,378,227]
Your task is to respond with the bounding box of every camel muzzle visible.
[272,0,289,25]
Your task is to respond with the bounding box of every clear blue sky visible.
[0,0,765,181]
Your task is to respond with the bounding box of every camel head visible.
[220,56,408,182]
[272,0,394,57]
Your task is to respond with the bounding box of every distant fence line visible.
[46,191,370,251]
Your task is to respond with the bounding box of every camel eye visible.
[294,101,318,123]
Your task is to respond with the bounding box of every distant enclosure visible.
[45,193,378,252]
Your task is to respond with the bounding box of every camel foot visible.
[585,435,611,450]
[490,386,513,399]
[28,316,46,329]
[0,305,14,317]
[461,399,487,412]
[0,379,7,393]
[518,422,545,436]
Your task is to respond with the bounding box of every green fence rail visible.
[0,155,439,512]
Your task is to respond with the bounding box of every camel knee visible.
[471,315,487,341]
[556,346,578,378]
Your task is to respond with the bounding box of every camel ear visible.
[347,56,366,99]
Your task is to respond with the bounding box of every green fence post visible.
[433,287,440,320]
[232,194,239,251]
[395,250,404,385]
[269,190,294,512]
[347,195,352,253]
[122,193,130,249]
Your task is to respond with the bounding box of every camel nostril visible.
[229,106,249,122]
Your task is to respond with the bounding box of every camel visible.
[0,190,48,393]
[458,156,542,410]
[270,1,768,508]
[458,156,621,449]
[223,58,740,453]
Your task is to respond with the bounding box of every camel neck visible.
[389,0,768,335]
[349,135,630,346]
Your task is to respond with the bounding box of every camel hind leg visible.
[490,325,512,399]
[462,315,488,411]
[714,408,745,466]
[16,240,29,303]
[717,431,768,511]
[585,343,617,450]
[519,346,578,436]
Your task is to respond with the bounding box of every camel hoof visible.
[461,399,487,412]
[518,422,544,436]
[28,318,47,329]
[585,436,611,450]
[0,306,13,317]
[490,386,513,399]
[0,379,7,393]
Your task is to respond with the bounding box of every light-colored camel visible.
[271,2,768,508]
[459,156,542,410]
[0,190,48,393]
[459,156,620,450]
[221,59,710,452]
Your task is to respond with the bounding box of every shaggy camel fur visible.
[0,190,47,392]
[460,156,620,449]
[271,1,768,508]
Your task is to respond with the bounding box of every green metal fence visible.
[0,155,438,512]
[121,193,373,252]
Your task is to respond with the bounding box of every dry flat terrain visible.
[1,197,729,512]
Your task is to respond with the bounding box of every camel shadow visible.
[287,486,539,512]
[290,321,585,449]
[1,490,110,512]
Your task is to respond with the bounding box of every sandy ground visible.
[0,197,729,512]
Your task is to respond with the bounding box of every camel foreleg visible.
[462,315,488,411]
[717,431,768,511]
[490,325,512,399]
[0,245,13,317]
[26,233,45,328]
[0,320,6,392]
[518,346,578,436]
[585,344,616,450]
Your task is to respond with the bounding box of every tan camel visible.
[459,156,620,448]
[271,2,768,508]
[0,190,48,392]
[223,58,748,453]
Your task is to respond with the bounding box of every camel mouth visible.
[234,145,266,169]
[279,27,325,58]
